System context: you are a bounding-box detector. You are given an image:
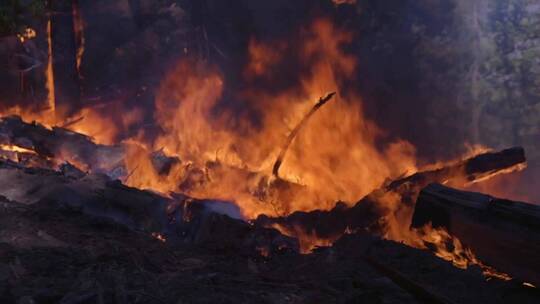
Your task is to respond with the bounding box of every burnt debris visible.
[0,121,537,302]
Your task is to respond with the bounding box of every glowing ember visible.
[151,232,166,243]
[17,28,36,43]
[0,144,37,155]
[466,162,527,185]
[270,223,338,254]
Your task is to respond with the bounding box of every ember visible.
[0,144,37,155]
[0,1,539,303]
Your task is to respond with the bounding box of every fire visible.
[67,106,143,145]
[464,165,531,203]
[369,190,512,281]
[17,28,37,43]
[465,162,527,185]
[151,232,166,243]
[124,19,417,220]
[0,106,56,127]
[0,14,525,282]
[412,225,511,281]
[46,20,56,120]
[0,144,37,155]
[119,19,514,280]
[270,223,339,254]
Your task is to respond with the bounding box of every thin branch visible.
[272,92,336,178]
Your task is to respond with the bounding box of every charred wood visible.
[387,147,526,197]
[0,115,124,174]
[48,0,81,117]
[0,159,297,256]
[257,147,528,242]
[412,183,540,286]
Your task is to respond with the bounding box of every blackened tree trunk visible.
[48,0,80,118]
[127,0,143,28]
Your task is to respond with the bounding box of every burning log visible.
[241,92,337,216]
[0,115,124,174]
[412,183,540,286]
[387,147,527,196]
[257,147,528,246]
[0,115,203,183]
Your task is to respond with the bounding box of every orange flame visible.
[124,19,417,220]
[270,223,339,254]
[46,20,56,120]
[413,225,511,281]
[0,144,37,155]
[67,106,143,145]
[376,190,511,280]
[0,16,524,281]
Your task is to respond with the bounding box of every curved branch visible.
[272,92,336,178]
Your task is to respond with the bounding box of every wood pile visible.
[0,116,538,303]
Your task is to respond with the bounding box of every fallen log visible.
[0,158,298,256]
[387,147,526,196]
[0,115,124,174]
[0,115,178,179]
[257,147,528,243]
[0,115,304,211]
[412,183,540,286]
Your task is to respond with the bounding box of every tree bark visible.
[48,0,80,118]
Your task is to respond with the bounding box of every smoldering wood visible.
[0,157,298,256]
[412,183,540,287]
